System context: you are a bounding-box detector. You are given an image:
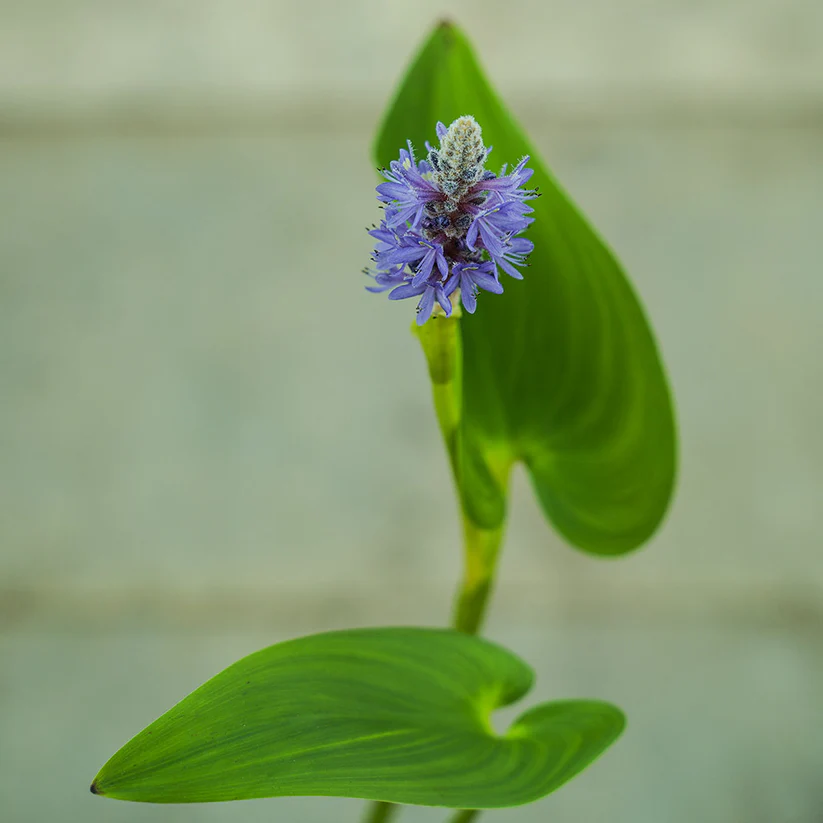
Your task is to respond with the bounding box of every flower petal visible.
[495,255,525,280]
[411,248,436,287]
[435,249,449,281]
[416,287,436,325]
[436,287,453,316]
[478,219,506,257]
[389,282,426,300]
[383,245,427,265]
[460,278,477,314]
[465,219,480,251]
[472,270,504,294]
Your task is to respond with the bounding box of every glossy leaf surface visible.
[375,23,677,554]
[92,628,623,807]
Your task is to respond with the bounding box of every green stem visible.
[418,315,462,474]
[446,810,481,823]
[416,316,503,637]
[452,515,503,635]
[363,316,502,823]
[363,800,398,823]
[422,316,502,823]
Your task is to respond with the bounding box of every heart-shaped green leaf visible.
[92,628,624,808]
[375,23,677,555]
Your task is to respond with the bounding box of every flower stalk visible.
[414,315,504,636]
[363,800,398,823]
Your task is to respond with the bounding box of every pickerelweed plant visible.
[90,21,677,823]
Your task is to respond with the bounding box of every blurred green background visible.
[1,1,821,821]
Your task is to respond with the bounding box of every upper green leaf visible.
[375,23,677,555]
[92,628,623,808]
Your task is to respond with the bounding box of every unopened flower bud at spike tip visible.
[365,117,537,323]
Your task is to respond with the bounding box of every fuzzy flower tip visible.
[365,115,538,325]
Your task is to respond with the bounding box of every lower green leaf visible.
[92,628,624,808]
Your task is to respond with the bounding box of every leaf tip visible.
[434,17,459,46]
[89,780,102,796]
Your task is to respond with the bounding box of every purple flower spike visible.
[365,115,537,323]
